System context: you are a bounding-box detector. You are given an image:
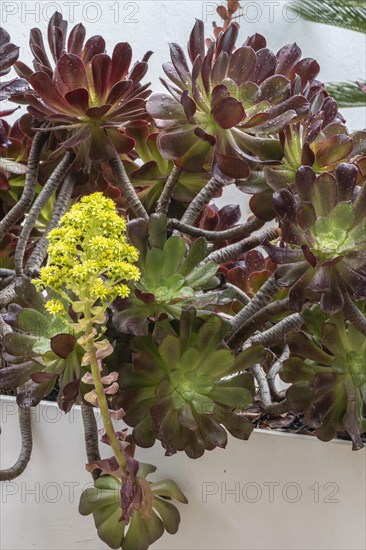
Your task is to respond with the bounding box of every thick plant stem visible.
[169,216,264,241]
[86,335,126,471]
[343,295,366,336]
[0,130,48,240]
[25,173,77,275]
[224,283,250,305]
[0,406,33,481]
[267,344,290,401]
[0,269,15,278]
[15,152,75,276]
[202,228,279,265]
[228,298,290,348]
[180,177,226,225]
[230,274,280,334]
[249,313,303,348]
[81,402,101,480]
[251,364,290,415]
[109,154,148,221]
[156,166,183,215]
[0,278,18,308]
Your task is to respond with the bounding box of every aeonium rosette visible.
[146,19,321,179]
[15,12,152,169]
[264,163,366,314]
[282,306,366,450]
[114,308,264,458]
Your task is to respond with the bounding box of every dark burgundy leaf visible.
[50,333,77,359]
[188,19,205,63]
[31,372,58,383]
[276,43,302,77]
[211,96,244,129]
[243,34,266,51]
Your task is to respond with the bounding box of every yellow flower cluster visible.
[33,193,140,313]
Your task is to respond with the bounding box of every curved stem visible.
[15,152,75,276]
[109,153,148,221]
[81,402,101,480]
[25,173,77,276]
[0,129,48,240]
[343,295,366,336]
[251,364,290,415]
[0,269,15,278]
[0,278,19,308]
[180,177,226,226]
[0,406,33,481]
[248,313,303,348]
[267,344,290,402]
[169,216,264,241]
[223,283,250,305]
[230,274,280,334]
[156,166,183,215]
[228,298,290,349]
[202,228,279,265]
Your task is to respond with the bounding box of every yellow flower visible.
[33,193,140,309]
[45,299,66,316]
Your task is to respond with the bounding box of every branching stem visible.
[230,274,279,334]
[251,364,289,415]
[14,152,75,275]
[81,402,101,480]
[180,177,226,225]
[0,405,33,481]
[25,173,77,275]
[0,130,48,240]
[247,313,303,348]
[169,216,264,241]
[156,166,183,215]
[109,154,148,221]
[202,228,279,265]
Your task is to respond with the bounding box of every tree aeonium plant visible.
[0,5,365,550]
[30,193,187,548]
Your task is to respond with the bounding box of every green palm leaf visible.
[290,1,366,34]
[326,81,366,108]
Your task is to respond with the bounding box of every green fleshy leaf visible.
[151,480,188,503]
[184,260,218,288]
[17,308,53,338]
[149,213,167,249]
[162,236,186,277]
[153,497,181,535]
[209,387,253,409]
[178,237,208,276]
[145,248,164,279]
[98,506,125,549]
[3,332,40,357]
[330,202,355,231]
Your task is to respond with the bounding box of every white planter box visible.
[0,395,365,550]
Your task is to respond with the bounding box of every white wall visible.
[1,1,365,215]
[1,397,365,550]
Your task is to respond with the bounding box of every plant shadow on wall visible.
[0,2,366,549]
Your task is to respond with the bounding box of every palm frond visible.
[290,1,366,34]
[326,81,366,108]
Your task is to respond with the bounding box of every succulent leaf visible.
[115,309,262,457]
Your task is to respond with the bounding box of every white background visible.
[1,397,365,550]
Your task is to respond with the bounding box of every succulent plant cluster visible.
[1,5,365,550]
[15,12,151,169]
